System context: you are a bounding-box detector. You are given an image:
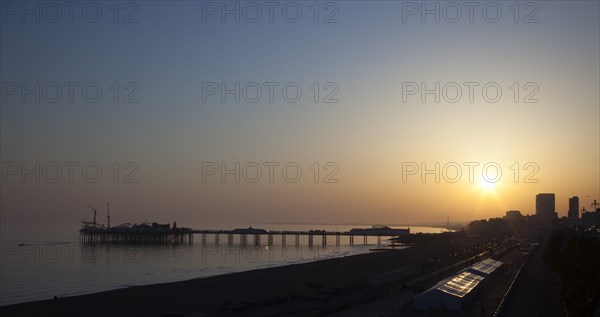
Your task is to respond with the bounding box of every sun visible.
[478,178,497,192]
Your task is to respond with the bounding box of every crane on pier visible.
[81,205,102,230]
[88,205,97,224]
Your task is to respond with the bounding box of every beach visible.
[1,236,483,317]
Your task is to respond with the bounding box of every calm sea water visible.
[0,222,448,306]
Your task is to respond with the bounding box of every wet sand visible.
[0,239,477,317]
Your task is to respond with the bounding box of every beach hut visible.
[414,271,485,311]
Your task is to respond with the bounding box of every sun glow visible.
[478,178,497,192]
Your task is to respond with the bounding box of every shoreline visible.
[0,243,378,307]
[0,237,478,317]
[0,250,385,310]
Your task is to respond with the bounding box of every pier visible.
[191,229,391,247]
[79,204,410,246]
[191,225,410,246]
[80,225,409,246]
[79,228,194,244]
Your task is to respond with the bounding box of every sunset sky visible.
[1,1,599,226]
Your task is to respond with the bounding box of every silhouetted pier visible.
[79,219,194,244]
[193,226,410,247]
[80,221,409,246]
[193,230,387,247]
[79,204,410,246]
[79,228,194,244]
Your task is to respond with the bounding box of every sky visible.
[1,0,599,227]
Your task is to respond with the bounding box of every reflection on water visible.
[0,223,447,306]
[1,240,371,305]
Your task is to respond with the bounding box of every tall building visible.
[536,193,556,220]
[568,196,579,220]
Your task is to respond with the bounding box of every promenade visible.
[499,238,564,317]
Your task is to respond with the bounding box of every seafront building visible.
[536,193,557,221]
[568,196,579,220]
[582,208,600,229]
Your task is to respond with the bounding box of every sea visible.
[0,222,448,306]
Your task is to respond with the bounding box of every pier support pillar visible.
[202,233,207,245]
[254,234,261,246]
[308,234,313,247]
[227,234,233,245]
[295,234,299,246]
[377,235,381,246]
[322,235,326,247]
[267,234,273,246]
[350,235,354,245]
[282,234,286,246]
[363,235,367,245]
[336,233,340,246]
[241,234,247,245]
[215,233,220,245]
